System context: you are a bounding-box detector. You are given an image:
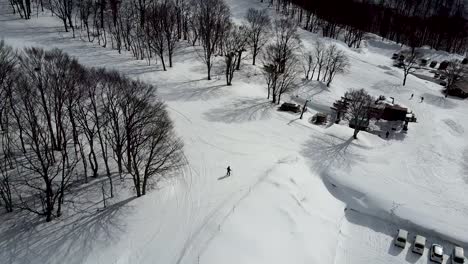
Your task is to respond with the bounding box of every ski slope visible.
[0,0,467,263]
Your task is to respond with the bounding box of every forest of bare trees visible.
[0,41,183,221]
[7,0,354,94]
[263,0,467,53]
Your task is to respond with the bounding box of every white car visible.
[412,235,426,255]
[430,244,443,263]
[452,246,465,263]
[394,229,408,248]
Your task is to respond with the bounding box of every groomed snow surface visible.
[1,0,467,263]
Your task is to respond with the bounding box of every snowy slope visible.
[1,0,468,263]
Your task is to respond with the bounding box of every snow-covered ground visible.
[1,0,467,263]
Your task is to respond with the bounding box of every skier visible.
[386,131,390,139]
[226,166,231,176]
[420,96,424,103]
[410,93,414,99]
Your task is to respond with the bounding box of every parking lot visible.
[334,209,463,264]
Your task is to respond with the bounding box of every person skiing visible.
[386,131,390,139]
[420,96,424,103]
[410,93,414,99]
[226,166,231,176]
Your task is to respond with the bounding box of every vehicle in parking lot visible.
[395,229,408,248]
[279,102,301,113]
[430,244,443,263]
[452,246,465,263]
[412,235,426,255]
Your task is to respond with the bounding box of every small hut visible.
[382,105,408,121]
[279,102,301,113]
[311,113,327,125]
[448,81,468,98]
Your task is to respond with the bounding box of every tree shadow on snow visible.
[343,209,403,257]
[342,208,428,263]
[293,80,330,99]
[160,82,227,102]
[421,93,457,109]
[0,197,135,264]
[204,98,276,123]
[301,135,365,174]
[371,80,405,94]
[335,190,466,263]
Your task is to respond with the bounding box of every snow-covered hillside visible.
[0,0,467,263]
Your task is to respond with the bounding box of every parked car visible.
[412,235,426,255]
[279,102,301,113]
[395,229,408,248]
[452,246,465,263]
[430,244,443,263]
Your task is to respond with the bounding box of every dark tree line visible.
[264,0,468,53]
[0,41,183,221]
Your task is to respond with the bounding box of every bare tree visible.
[300,49,315,80]
[193,0,231,80]
[262,43,299,104]
[147,3,168,70]
[48,0,75,37]
[0,156,14,212]
[0,40,17,132]
[276,55,299,104]
[313,40,326,81]
[344,88,374,139]
[343,26,364,48]
[444,59,465,91]
[127,100,184,197]
[13,75,76,222]
[262,17,300,104]
[0,62,14,211]
[11,47,82,221]
[77,0,94,42]
[0,42,15,212]
[161,0,179,68]
[0,43,187,220]
[396,50,422,86]
[121,79,155,175]
[245,8,271,66]
[223,25,247,86]
[120,80,184,197]
[75,77,100,179]
[101,71,127,177]
[271,17,301,73]
[323,44,350,87]
[9,0,31,19]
